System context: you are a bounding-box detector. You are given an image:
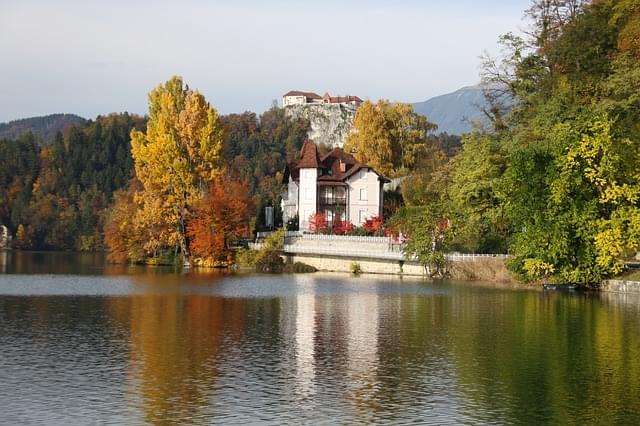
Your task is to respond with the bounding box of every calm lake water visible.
[1,251,640,425]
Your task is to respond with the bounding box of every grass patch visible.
[618,269,640,281]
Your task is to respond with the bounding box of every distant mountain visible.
[412,85,489,135]
[0,114,86,144]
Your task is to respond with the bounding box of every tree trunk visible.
[179,200,190,268]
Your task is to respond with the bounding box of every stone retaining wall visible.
[288,253,512,281]
[602,280,640,293]
[288,254,425,276]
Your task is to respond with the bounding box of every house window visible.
[359,188,367,201]
[359,209,367,224]
[324,187,333,200]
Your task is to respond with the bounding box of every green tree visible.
[484,0,640,285]
[402,206,452,277]
[448,132,509,253]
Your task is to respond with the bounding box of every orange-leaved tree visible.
[104,179,152,263]
[187,174,254,262]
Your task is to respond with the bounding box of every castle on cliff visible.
[281,90,363,148]
[282,91,363,107]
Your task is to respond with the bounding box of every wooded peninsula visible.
[1,0,639,287]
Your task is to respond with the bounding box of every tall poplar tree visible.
[130,76,224,266]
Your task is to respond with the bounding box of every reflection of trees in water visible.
[448,291,640,424]
[108,294,246,424]
[104,264,230,282]
[0,250,108,274]
[14,272,632,424]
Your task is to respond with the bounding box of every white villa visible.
[282,142,389,231]
[283,90,363,107]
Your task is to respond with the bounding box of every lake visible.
[1,251,640,424]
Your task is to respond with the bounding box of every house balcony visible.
[319,196,347,206]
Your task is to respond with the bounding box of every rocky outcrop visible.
[602,279,640,293]
[284,103,356,148]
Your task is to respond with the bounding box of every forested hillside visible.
[0,113,145,250]
[0,105,308,251]
[221,107,309,229]
[0,114,86,144]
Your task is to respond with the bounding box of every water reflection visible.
[1,259,640,423]
[0,250,6,273]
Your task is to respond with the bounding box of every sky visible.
[0,0,532,122]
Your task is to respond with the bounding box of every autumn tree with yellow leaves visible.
[344,100,437,177]
[107,76,225,266]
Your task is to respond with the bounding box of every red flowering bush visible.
[308,212,328,234]
[332,217,354,235]
[363,215,384,236]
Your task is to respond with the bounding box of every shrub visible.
[309,212,328,234]
[332,217,354,235]
[284,262,317,273]
[363,215,384,236]
[255,250,284,273]
[350,262,362,274]
[236,248,258,267]
[263,227,285,250]
[522,258,555,282]
[349,226,368,236]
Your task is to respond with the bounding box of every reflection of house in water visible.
[294,292,317,399]
[0,250,6,273]
[288,285,381,415]
[346,293,379,413]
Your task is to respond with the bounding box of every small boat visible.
[543,283,578,292]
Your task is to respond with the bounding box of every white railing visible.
[283,244,406,260]
[446,253,511,262]
[298,234,390,243]
[257,230,303,240]
[250,236,510,263]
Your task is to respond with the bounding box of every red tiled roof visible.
[284,143,389,184]
[283,90,322,99]
[284,90,362,104]
[297,141,320,168]
[322,94,363,104]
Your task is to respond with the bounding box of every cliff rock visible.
[284,103,356,148]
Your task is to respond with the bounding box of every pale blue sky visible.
[0,0,531,122]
